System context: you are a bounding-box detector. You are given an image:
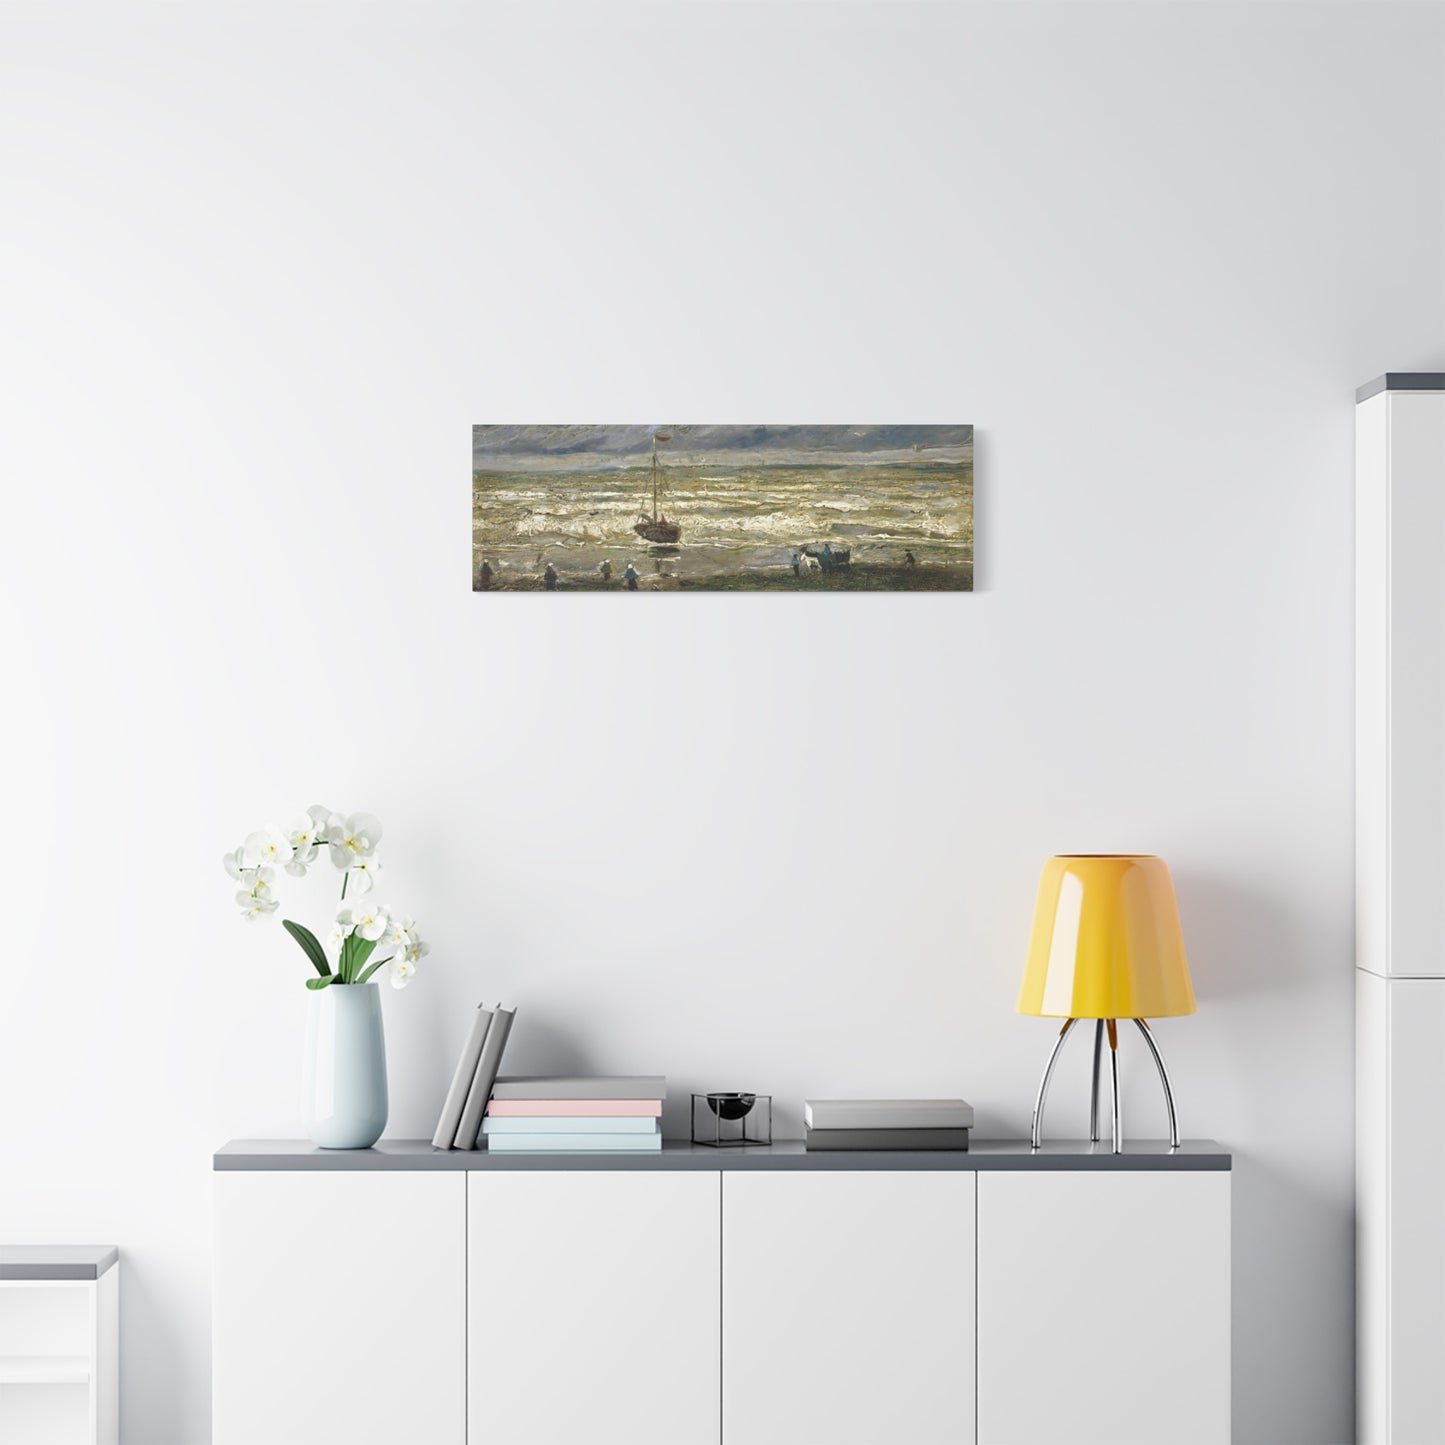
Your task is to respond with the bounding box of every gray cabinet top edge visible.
[214,1138,1230,1172]
[1356,373,1445,403]
[0,1245,119,1280]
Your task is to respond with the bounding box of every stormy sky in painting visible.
[474,424,973,471]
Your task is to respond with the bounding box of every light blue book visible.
[482,1116,660,1136]
[485,1132,664,1152]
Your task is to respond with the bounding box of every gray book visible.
[804,1099,975,1131]
[489,1075,666,1101]
[804,1126,971,1151]
[457,1006,516,1149]
[431,1004,494,1150]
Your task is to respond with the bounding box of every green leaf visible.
[355,955,394,986]
[304,975,334,991]
[283,919,331,977]
[336,934,378,986]
[348,937,379,979]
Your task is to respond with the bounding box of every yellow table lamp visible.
[1019,855,1194,1153]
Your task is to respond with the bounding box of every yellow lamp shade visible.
[1017,855,1195,1020]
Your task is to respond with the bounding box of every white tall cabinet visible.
[1355,373,1445,1445]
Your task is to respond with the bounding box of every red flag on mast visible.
[654,434,671,442]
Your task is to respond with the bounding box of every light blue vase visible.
[303,982,388,1149]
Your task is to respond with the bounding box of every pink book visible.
[485,1098,663,1118]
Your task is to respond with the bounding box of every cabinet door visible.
[1358,972,1445,1443]
[214,1171,466,1445]
[1358,390,1445,977]
[977,1171,1229,1445]
[467,1171,720,1445]
[722,1171,975,1445]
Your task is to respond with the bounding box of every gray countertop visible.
[215,1138,1230,1172]
[1356,372,1445,402]
[0,1246,119,1280]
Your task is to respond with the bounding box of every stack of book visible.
[482,1076,666,1152]
[431,1003,517,1151]
[803,1098,973,1150]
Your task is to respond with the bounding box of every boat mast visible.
[651,435,659,521]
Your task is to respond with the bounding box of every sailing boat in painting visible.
[634,434,681,544]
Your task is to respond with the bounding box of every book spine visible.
[488,1076,668,1101]
[804,1127,971,1151]
[804,1102,976,1131]
[431,1005,494,1149]
[456,1006,516,1149]
[482,1116,661,1135]
[484,1132,664,1152]
[485,1098,663,1118]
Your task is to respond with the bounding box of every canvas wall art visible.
[472,425,973,592]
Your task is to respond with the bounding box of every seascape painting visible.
[472,425,973,592]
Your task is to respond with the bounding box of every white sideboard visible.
[1355,374,1445,1445]
[214,1140,1230,1445]
[0,1247,118,1445]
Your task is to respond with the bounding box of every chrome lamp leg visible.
[1134,1018,1180,1148]
[1089,1020,1104,1143]
[1030,1017,1077,1149]
[1106,1018,1122,1154]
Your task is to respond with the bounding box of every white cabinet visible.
[0,1254,117,1445]
[1355,375,1445,1445]
[976,1172,1230,1445]
[215,1148,1229,1445]
[467,1171,719,1445]
[213,1171,466,1445]
[721,1171,974,1445]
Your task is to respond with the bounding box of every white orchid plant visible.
[224,807,429,991]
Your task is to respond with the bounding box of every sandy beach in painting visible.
[472,425,973,592]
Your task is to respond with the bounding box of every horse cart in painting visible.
[801,544,851,573]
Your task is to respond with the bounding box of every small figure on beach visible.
[544,562,558,591]
[790,550,800,577]
[624,561,639,591]
[822,542,835,570]
[904,550,917,566]
[477,559,493,589]
[599,559,613,583]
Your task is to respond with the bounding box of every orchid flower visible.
[328,908,355,946]
[327,813,382,870]
[284,815,323,876]
[236,888,279,922]
[394,930,429,974]
[244,825,294,871]
[385,916,418,950]
[346,854,382,894]
[353,904,390,942]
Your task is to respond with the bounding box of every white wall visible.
[2,2,1441,1441]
